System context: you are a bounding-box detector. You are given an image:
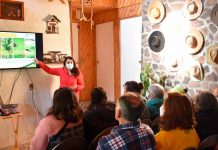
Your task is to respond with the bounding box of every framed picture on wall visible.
[0,0,24,21]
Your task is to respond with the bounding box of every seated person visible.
[146,84,165,121]
[30,88,83,150]
[155,92,200,150]
[97,92,156,150]
[123,81,150,123]
[83,87,118,144]
[194,91,218,141]
[146,84,165,133]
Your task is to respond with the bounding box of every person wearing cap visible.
[35,56,84,99]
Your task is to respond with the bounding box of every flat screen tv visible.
[0,31,43,69]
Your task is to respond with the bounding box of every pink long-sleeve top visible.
[38,61,84,99]
[30,115,82,150]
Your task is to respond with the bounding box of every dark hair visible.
[47,88,83,123]
[119,92,145,122]
[124,81,144,94]
[63,56,79,76]
[195,91,218,112]
[160,92,195,131]
[90,87,107,107]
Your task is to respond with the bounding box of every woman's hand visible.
[35,58,40,65]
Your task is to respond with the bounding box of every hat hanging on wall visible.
[147,0,166,24]
[206,44,218,67]
[148,31,165,52]
[210,4,218,26]
[189,61,204,81]
[169,57,183,72]
[185,28,204,55]
[182,0,203,20]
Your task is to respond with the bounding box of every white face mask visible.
[66,64,74,70]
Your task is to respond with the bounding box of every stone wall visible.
[142,0,218,97]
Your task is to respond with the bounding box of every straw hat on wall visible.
[206,44,218,67]
[189,61,204,81]
[182,0,203,20]
[147,0,166,24]
[185,28,204,55]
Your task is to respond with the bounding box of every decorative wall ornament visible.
[44,15,61,34]
[210,4,218,26]
[206,44,218,67]
[184,28,204,55]
[0,0,24,21]
[169,58,183,72]
[43,51,67,63]
[147,0,166,24]
[148,31,165,52]
[182,0,203,20]
[80,0,94,30]
[189,61,204,81]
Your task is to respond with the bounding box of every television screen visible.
[0,31,43,69]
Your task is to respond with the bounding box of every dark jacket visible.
[195,110,218,141]
[83,103,118,144]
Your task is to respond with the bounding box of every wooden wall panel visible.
[113,12,121,101]
[92,0,116,7]
[118,3,141,19]
[71,0,116,7]
[117,0,141,8]
[94,9,117,24]
[78,22,96,101]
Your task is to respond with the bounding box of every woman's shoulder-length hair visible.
[160,92,195,131]
[47,87,83,123]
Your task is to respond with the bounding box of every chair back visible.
[88,127,113,150]
[52,136,87,150]
[198,135,218,150]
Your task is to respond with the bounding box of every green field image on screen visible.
[0,38,36,59]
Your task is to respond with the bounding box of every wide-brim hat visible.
[189,61,204,81]
[149,31,165,52]
[210,4,218,26]
[206,44,218,66]
[182,0,203,20]
[184,28,204,55]
[147,0,166,24]
[169,57,183,72]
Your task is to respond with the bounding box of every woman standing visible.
[35,56,84,99]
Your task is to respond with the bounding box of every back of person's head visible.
[147,84,165,99]
[124,81,144,94]
[195,91,218,112]
[161,92,195,131]
[63,56,79,76]
[198,135,218,150]
[90,87,107,106]
[118,92,145,122]
[47,87,83,123]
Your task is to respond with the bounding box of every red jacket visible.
[38,61,84,99]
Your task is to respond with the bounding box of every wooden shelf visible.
[0,0,24,21]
